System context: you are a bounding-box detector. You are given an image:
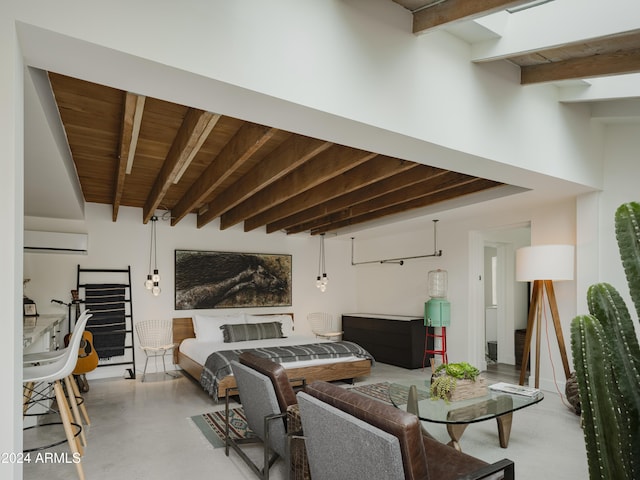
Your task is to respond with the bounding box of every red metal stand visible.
[423,326,448,368]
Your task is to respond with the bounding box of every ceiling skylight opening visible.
[507,0,555,14]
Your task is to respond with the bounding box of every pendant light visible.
[316,233,328,292]
[144,216,161,296]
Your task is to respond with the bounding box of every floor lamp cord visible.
[543,307,573,410]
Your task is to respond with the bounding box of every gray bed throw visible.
[200,341,374,397]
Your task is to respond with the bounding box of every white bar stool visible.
[24,310,93,437]
[23,311,92,480]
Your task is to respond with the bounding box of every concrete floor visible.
[22,362,588,479]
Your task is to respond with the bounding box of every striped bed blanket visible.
[200,341,374,397]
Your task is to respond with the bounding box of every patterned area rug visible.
[189,382,425,449]
[189,407,254,449]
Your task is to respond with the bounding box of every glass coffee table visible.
[389,381,544,451]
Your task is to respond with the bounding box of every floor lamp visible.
[515,245,574,388]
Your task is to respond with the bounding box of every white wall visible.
[593,123,640,323]
[0,14,23,477]
[350,194,576,388]
[25,204,357,378]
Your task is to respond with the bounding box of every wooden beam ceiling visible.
[48,72,505,235]
[142,108,221,223]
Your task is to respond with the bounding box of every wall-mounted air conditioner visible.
[24,230,88,255]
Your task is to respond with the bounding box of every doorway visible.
[484,245,499,364]
[469,224,530,370]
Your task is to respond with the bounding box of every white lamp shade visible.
[516,244,575,282]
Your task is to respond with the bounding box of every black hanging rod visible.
[351,219,443,266]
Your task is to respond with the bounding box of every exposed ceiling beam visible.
[302,170,474,234]
[113,92,145,221]
[412,0,532,34]
[311,178,502,234]
[521,47,640,84]
[197,136,333,228]
[125,94,146,175]
[224,146,377,231]
[279,165,445,235]
[171,122,277,225]
[142,108,221,223]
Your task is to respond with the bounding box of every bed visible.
[172,313,373,398]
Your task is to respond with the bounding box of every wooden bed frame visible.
[172,316,372,398]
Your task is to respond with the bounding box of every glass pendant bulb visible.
[316,275,322,288]
[152,282,161,296]
[152,269,160,282]
[144,274,153,290]
[321,273,328,286]
[319,283,326,292]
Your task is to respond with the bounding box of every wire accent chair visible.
[134,319,178,382]
[306,312,343,340]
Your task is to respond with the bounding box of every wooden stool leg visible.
[23,381,34,416]
[64,376,87,447]
[68,375,91,426]
[53,380,85,480]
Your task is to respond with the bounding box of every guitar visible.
[64,289,98,392]
[68,330,99,375]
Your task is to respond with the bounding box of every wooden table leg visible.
[496,412,513,448]
[446,424,468,451]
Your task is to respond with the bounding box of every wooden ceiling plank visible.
[142,108,221,223]
[277,165,445,235]
[310,178,502,234]
[226,147,377,231]
[287,169,467,234]
[249,156,418,232]
[349,171,478,216]
[521,48,640,84]
[412,0,531,34]
[113,92,145,221]
[197,135,333,228]
[170,122,277,225]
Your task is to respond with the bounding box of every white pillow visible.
[193,313,244,343]
[244,313,294,337]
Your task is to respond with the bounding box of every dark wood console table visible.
[342,313,433,369]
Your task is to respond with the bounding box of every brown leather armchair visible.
[236,352,310,480]
[298,380,514,480]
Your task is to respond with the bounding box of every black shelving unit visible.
[75,265,136,379]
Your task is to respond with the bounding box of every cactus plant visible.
[570,201,640,480]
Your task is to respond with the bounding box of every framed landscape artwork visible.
[175,250,292,310]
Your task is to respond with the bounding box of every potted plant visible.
[430,361,487,402]
[570,201,640,480]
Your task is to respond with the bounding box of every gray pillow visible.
[221,321,284,343]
